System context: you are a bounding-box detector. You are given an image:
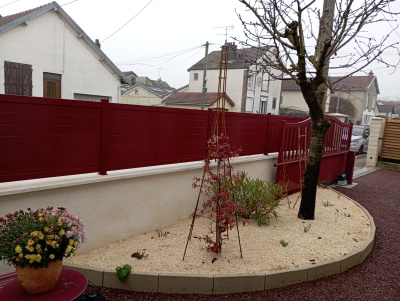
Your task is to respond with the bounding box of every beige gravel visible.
[65,188,372,275]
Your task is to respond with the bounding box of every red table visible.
[0,269,87,301]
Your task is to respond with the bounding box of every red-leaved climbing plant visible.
[192,133,245,253]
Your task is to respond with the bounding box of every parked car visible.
[350,125,370,155]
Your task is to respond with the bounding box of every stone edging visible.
[64,192,376,295]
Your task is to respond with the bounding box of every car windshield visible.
[352,127,364,136]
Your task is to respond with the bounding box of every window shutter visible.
[4,61,32,96]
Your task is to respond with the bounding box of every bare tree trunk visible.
[298,118,330,219]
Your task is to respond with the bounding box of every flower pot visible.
[16,260,63,294]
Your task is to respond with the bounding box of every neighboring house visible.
[280,72,379,125]
[162,92,235,110]
[377,104,395,118]
[280,79,311,116]
[328,72,379,125]
[377,100,400,118]
[187,42,282,114]
[121,83,175,106]
[0,2,129,102]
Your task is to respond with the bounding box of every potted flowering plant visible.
[0,206,86,294]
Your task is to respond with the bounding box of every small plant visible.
[234,172,283,226]
[304,224,312,233]
[280,239,289,247]
[156,229,169,238]
[116,264,132,281]
[322,200,333,207]
[131,249,148,260]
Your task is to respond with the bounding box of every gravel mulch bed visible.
[78,169,400,301]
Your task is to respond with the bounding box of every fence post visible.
[99,99,109,175]
[345,151,356,185]
[264,113,271,155]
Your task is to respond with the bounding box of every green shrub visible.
[234,172,283,226]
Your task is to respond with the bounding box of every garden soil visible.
[67,187,371,275]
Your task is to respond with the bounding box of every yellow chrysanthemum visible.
[36,244,41,250]
[15,245,22,253]
[31,231,38,237]
[49,254,55,260]
[38,232,44,240]
[73,241,78,247]
[69,239,74,246]
[59,229,65,236]
[51,241,57,248]
[73,250,77,256]
[28,246,34,252]
[35,255,42,262]
[57,220,63,226]
[19,253,23,258]
[44,227,50,233]
[66,245,72,253]
[55,243,59,248]
[29,259,34,264]
[27,239,34,246]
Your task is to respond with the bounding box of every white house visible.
[187,42,282,114]
[0,1,129,102]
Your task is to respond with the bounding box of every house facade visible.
[328,72,379,125]
[281,72,379,125]
[0,2,128,102]
[187,42,282,114]
[121,83,175,106]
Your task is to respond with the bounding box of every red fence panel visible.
[0,94,102,182]
[1,94,350,184]
[105,104,209,171]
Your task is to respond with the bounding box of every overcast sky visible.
[1,0,400,99]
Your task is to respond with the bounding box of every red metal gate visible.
[275,116,355,195]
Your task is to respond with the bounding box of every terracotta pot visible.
[16,260,63,294]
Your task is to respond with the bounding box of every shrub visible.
[234,172,283,226]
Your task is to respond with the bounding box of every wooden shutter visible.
[4,61,32,96]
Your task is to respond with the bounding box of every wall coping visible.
[0,153,278,197]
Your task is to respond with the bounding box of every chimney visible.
[368,71,373,77]
[226,42,237,61]
[95,39,101,48]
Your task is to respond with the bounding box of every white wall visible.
[0,154,278,253]
[0,10,122,102]
[281,91,309,112]
[366,117,386,167]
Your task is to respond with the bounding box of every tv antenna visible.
[213,25,234,44]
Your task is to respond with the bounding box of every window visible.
[280,95,283,105]
[366,93,370,108]
[4,61,32,96]
[260,97,268,114]
[246,97,254,112]
[247,74,255,89]
[272,97,277,110]
[371,95,375,109]
[74,93,111,102]
[134,89,138,95]
[43,73,61,98]
[261,71,270,91]
[194,73,199,81]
